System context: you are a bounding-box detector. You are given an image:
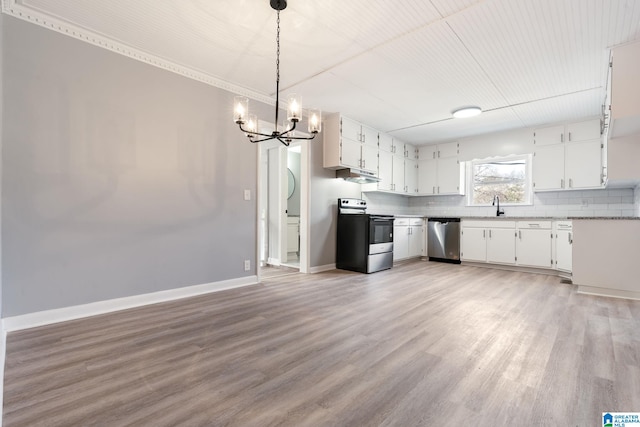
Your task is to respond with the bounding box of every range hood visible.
[336,168,381,184]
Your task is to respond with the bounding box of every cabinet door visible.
[408,225,423,257]
[404,143,417,160]
[533,145,565,191]
[341,139,362,169]
[567,119,600,142]
[461,227,487,262]
[405,159,418,194]
[437,156,463,194]
[516,229,552,268]
[361,124,378,147]
[418,158,437,195]
[341,117,361,142]
[555,230,572,272]
[533,125,565,145]
[419,145,438,160]
[361,143,378,173]
[437,142,458,158]
[518,228,551,267]
[377,150,393,191]
[392,155,405,193]
[379,132,394,153]
[393,225,409,261]
[487,228,516,264]
[565,140,602,189]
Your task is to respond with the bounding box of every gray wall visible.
[309,135,360,268]
[2,17,273,317]
[0,13,4,318]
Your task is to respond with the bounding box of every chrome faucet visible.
[493,195,505,216]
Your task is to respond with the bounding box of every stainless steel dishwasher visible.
[427,218,461,264]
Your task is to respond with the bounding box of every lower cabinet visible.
[516,221,553,268]
[461,219,572,274]
[393,218,424,261]
[461,221,516,265]
[554,221,573,273]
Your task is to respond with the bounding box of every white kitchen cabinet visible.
[564,140,604,189]
[379,132,396,154]
[533,120,604,191]
[392,155,405,192]
[461,221,515,265]
[404,143,418,160]
[554,221,572,274]
[417,142,464,195]
[404,158,418,194]
[324,114,379,173]
[393,218,423,261]
[486,228,516,265]
[609,40,640,138]
[460,227,487,262]
[377,150,393,191]
[516,221,553,269]
[533,124,565,146]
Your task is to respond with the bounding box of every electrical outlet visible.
[244,260,250,271]
[581,199,589,207]
[244,189,251,201]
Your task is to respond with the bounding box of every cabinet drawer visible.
[394,218,410,226]
[517,221,552,229]
[463,220,515,229]
[409,218,423,226]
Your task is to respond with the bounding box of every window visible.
[467,154,532,205]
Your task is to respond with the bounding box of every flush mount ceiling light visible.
[233,0,321,146]
[452,106,482,118]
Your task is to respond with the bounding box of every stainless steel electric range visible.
[336,198,395,274]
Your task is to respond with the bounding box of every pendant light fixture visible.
[233,0,321,146]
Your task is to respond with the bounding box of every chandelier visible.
[233,0,321,146]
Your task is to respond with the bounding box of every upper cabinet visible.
[417,142,464,195]
[324,114,378,174]
[609,40,640,138]
[532,119,605,191]
[376,134,418,194]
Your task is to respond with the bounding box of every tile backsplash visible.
[364,187,639,218]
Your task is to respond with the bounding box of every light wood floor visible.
[4,261,640,426]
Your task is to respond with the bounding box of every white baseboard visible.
[577,285,640,301]
[309,263,336,274]
[3,276,259,332]
[0,320,6,427]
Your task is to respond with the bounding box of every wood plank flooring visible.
[4,261,640,426]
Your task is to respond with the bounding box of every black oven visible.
[336,199,395,274]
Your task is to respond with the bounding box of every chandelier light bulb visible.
[287,94,301,122]
[234,96,248,124]
[308,109,321,133]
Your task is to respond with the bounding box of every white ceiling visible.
[5,0,640,145]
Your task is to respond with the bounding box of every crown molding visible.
[1,0,276,106]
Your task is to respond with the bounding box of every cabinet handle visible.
[569,178,573,188]
[569,232,572,244]
[489,230,492,238]
[568,132,572,141]
[561,133,564,143]
[432,152,436,159]
[518,230,522,239]
[483,230,486,238]
[362,159,365,168]
[561,178,564,188]
[432,186,435,194]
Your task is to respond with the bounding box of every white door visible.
[533,125,565,145]
[565,140,602,189]
[461,227,487,262]
[533,145,565,191]
[437,156,462,194]
[378,150,393,191]
[516,229,552,268]
[392,155,405,193]
[556,229,573,272]
[393,225,409,261]
[341,138,362,169]
[408,223,423,257]
[405,159,418,194]
[418,158,437,195]
[361,143,378,173]
[487,228,516,265]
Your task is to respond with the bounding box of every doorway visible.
[257,121,309,280]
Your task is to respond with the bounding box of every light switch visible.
[244,189,251,201]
